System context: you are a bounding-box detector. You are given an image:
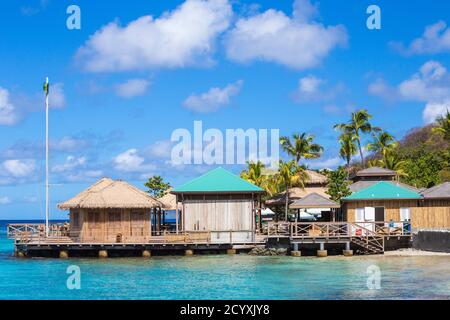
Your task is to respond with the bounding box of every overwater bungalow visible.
[57,177,165,243]
[171,167,265,244]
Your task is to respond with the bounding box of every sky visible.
[1,0,450,219]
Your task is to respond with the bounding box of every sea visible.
[1,220,449,300]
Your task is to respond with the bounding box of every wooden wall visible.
[69,208,151,243]
[344,199,450,229]
[344,200,419,222]
[184,199,254,232]
[412,199,450,229]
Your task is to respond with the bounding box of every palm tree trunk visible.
[285,186,289,221]
[357,138,365,168]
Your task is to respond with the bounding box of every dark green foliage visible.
[144,175,171,198]
[325,167,351,203]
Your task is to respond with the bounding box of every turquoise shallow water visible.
[1,221,450,300]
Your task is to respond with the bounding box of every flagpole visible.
[45,77,49,237]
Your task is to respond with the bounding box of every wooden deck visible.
[8,221,412,257]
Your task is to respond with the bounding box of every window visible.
[72,210,79,227]
[400,208,411,221]
[355,208,364,222]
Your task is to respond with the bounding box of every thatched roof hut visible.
[58,177,164,209]
[290,193,340,209]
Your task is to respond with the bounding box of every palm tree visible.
[432,109,450,141]
[334,109,376,167]
[275,160,307,221]
[338,132,358,170]
[280,133,323,164]
[368,148,407,179]
[240,161,266,187]
[367,131,397,165]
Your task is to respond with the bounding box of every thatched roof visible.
[352,166,396,178]
[58,177,164,209]
[290,192,340,209]
[304,170,327,185]
[265,187,329,206]
[158,188,181,210]
[421,182,450,199]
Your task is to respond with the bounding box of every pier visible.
[8,220,412,258]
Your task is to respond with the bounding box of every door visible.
[131,210,145,239]
[375,207,385,228]
[364,207,375,232]
[400,208,411,234]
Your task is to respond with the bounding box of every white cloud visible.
[423,101,450,124]
[52,156,86,173]
[306,156,342,170]
[391,21,450,55]
[0,196,11,205]
[76,0,232,72]
[0,87,20,125]
[293,75,344,103]
[224,0,347,70]
[1,159,36,178]
[368,61,450,123]
[183,80,243,113]
[115,79,150,98]
[113,149,156,174]
[49,83,66,109]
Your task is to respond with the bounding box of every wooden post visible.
[142,250,151,258]
[317,243,327,257]
[59,250,69,259]
[185,249,194,256]
[175,194,179,234]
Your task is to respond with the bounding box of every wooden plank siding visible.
[344,199,450,229]
[413,199,450,229]
[184,199,253,231]
[344,200,420,222]
[69,208,151,243]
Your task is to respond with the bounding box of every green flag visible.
[43,77,49,96]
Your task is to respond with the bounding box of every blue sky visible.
[1,0,450,219]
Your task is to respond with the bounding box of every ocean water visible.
[1,220,449,300]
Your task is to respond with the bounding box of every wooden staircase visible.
[349,223,385,254]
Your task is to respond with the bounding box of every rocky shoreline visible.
[248,247,287,256]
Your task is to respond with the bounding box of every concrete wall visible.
[413,230,450,252]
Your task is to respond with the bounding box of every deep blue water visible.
[0,220,449,300]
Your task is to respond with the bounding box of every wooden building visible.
[265,170,329,208]
[58,178,164,243]
[171,167,265,243]
[343,167,450,230]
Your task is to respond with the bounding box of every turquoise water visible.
[1,221,450,300]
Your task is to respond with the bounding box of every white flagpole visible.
[45,77,49,237]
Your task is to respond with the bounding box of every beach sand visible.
[384,248,450,256]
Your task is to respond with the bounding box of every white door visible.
[353,208,365,235]
[364,207,375,232]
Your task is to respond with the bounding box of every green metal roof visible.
[172,167,265,194]
[343,181,422,201]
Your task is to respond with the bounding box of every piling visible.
[142,250,151,258]
[317,243,327,257]
[59,250,69,259]
[226,249,236,255]
[98,250,108,258]
[291,251,301,257]
[185,249,194,256]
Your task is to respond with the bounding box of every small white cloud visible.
[225,0,347,70]
[1,159,35,178]
[113,149,156,173]
[423,101,450,124]
[391,21,450,55]
[52,156,86,173]
[0,87,20,125]
[0,196,11,205]
[115,79,150,98]
[293,75,344,103]
[76,0,232,72]
[183,80,243,113]
[49,83,66,109]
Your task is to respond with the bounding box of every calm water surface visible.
[1,221,449,300]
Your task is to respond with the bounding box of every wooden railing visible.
[264,221,411,238]
[7,223,69,241]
